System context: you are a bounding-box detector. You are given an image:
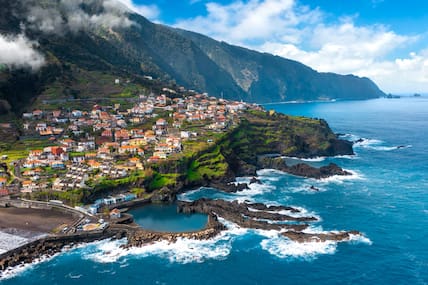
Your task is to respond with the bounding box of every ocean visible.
[2,97,427,284]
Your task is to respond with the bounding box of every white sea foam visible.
[348,233,373,245]
[82,218,247,265]
[318,169,364,184]
[0,252,61,281]
[288,183,327,194]
[259,224,372,260]
[260,235,337,260]
[0,231,31,254]
[236,182,275,199]
[67,273,83,279]
[256,168,285,176]
[283,156,326,162]
[353,137,412,152]
[339,133,361,141]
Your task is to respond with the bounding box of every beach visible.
[0,207,78,254]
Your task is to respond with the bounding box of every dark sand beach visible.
[0,208,77,235]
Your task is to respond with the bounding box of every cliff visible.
[142,110,354,198]
[0,0,384,116]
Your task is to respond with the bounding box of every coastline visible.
[0,110,359,274]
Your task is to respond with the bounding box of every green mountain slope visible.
[0,0,384,115]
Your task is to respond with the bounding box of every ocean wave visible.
[82,219,247,265]
[348,233,373,245]
[352,136,412,152]
[318,169,364,184]
[0,231,31,254]
[248,205,321,221]
[0,252,62,281]
[260,236,337,260]
[259,225,372,260]
[256,168,286,176]
[338,133,361,141]
[66,273,83,279]
[287,183,327,194]
[283,156,326,162]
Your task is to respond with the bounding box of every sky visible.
[116,0,428,94]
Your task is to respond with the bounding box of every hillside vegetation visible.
[0,0,384,119]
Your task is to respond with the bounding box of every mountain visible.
[0,0,384,115]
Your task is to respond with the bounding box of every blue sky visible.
[119,0,428,93]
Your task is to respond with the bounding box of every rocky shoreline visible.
[257,155,351,179]
[0,135,359,273]
[177,199,361,242]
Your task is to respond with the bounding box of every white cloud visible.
[24,0,138,35]
[115,0,160,21]
[175,0,321,46]
[0,33,45,70]
[174,0,428,93]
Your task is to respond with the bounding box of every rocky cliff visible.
[0,0,384,116]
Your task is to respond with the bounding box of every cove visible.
[128,203,208,233]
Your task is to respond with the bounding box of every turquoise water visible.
[2,97,427,284]
[128,204,208,232]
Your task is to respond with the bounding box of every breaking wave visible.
[82,219,247,265]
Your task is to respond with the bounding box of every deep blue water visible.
[128,204,207,232]
[2,97,428,284]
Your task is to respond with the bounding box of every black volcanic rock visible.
[177,199,362,243]
[257,156,351,179]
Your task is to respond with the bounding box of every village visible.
[0,85,261,215]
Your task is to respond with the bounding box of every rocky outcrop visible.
[282,230,360,243]
[177,198,362,243]
[0,229,125,271]
[257,156,351,179]
[178,199,316,231]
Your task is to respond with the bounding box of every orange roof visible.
[0,177,7,182]
[121,145,136,149]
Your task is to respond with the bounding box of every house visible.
[22,113,33,119]
[0,188,9,197]
[153,151,167,159]
[52,110,62,118]
[32,109,44,118]
[0,177,7,187]
[61,138,76,150]
[23,160,44,168]
[21,180,38,193]
[147,156,160,163]
[71,156,85,164]
[72,110,83,118]
[87,160,101,169]
[51,146,64,156]
[128,138,147,146]
[77,141,95,152]
[110,208,121,219]
[118,145,143,156]
[115,129,130,141]
[50,160,65,169]
[130,129,145,138]
[180,131,190,139]
[155,118,168,128]
[29,149,43,159]
[35,123,47,131]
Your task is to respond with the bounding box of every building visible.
[0,177,7,187]
[110,208,121,219]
